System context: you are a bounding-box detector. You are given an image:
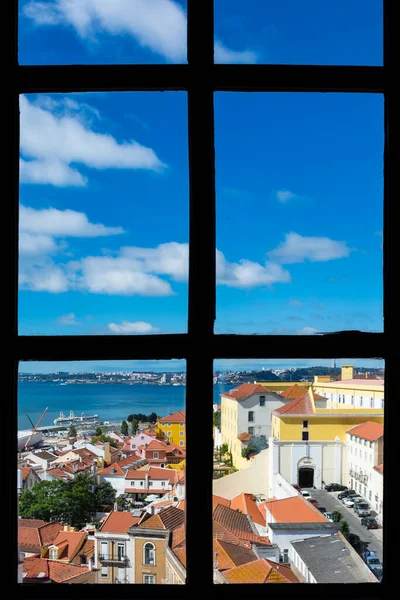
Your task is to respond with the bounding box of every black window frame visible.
[8,0,397,597]
[302,431,310,442]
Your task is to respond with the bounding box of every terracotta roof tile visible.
[230,493,266,527]
[260,496,328,523]
[215,539,258,570]
[100,511,140,534]
[171,523,185,548]
[375,463,384,473]
[221,384,272,400]
[275,392,315,415]
[213,504,270,545]
[20,467,32,481]
[22,557,49,579]
[145,439,168,450]
[346,421,384,442]
[18,521,64,551]
[139,506,185,531]
[50,531,86,561]
[177,499,185,511]
[222,558,298,583]
[237,432,252,442]
[125,466,177,482]
[213,495,231,511]
[18,519,46,528]
[158,411,186,423]
[172,544,186,568]
[280,384,310,399]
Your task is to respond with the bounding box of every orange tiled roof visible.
[222,384,272,400]
[346,421,384,442]
[260,496,328,523]
[45,466,73,481]
[50,531,86,562]
[375,463,384,473]
[124,487,166,494]
[237,432,252,442]
[138,506,185,531]
[230,493,266,527]
[145,439,168,450]
[18,521,64,551]
[158,411,186,423]
[98,462,125,476]
[125,467,177,482]
[22,557,90,583]
[177,499,185,511]
[20,467,32,481]
[280,384,309,399]
[213,504,270,546]
[213,495,231,511]
[214,538,258,570]
[100,511,140,534]
[171,523,185,548]
[275,392,315,415]
[18,518,46,528]
[172,544,186,568]
[222,558,297,583]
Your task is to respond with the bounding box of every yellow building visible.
[157,411,186,447]
[313,365,384,409]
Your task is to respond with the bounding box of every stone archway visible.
[297,456,316,488]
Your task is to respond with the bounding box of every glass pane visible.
[19,0,188,64]
[19,92,188,334]
[18,360,186,584]
[215,0,383,65]
[215,93,383,334]
[213,358,384,583]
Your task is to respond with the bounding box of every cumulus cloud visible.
[107,321,160,334]
[58,313,81,325]
[23,0,257,63]
[268,232,352,264]
[19,264,70,292]
[20,94,165,187]
[217,250,291,288]
[276,190,296,203]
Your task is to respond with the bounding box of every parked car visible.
[324,483,348,492]
[343,496,361,507]
[354,503,370,517]
[301,491,312,499]
[292,484,301,492]
[364,550,383,571]
[361,517,379,529]
[323,512,334,522]
[348,533,362,551]
[316,506,326,513]
[371,566,383,582]
[307,498,319,506]
[338,489,357,500]
[342,493,361,503]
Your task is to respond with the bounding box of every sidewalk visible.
[370,527,383,542]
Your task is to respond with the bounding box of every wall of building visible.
[212,449,269,500]
[275,413,383,442]
[157,421,185,446]
[313,384,384,410]
[94,534,134,584]
[134,536,166,584]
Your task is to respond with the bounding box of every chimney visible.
[145,473,149,488]
[341,365,354,381]
[64,525,70,532]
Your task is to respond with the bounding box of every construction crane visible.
[24,407,48,450]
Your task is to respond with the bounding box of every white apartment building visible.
[220,383,290,469]
[346,421,384,524]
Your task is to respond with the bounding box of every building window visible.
[382,399,384,409]
[143,543,156,566]
[168,423,172,427]
[140,481,144,486]
[117,543,125,561]
[351,395,354,405]
[180,423,184,427]
[80,555,87,565]
[370,398,374,408]
[49,548,57,560]
[179,441,184,447]
[302,420,308,428]
[153,452,159,458]
[302,432,309,441]
[100,541,108,560]
[248,411,254,422]
[149,481,153,487]
[167,431,172,437]
[360,397,363,407]
[248,427,254,435]
[259,396,265,406]
[161,423,165,428]
[161,481,165,486]
[143,574,156,584]
[180,431,184,436]
[101,566,109,579]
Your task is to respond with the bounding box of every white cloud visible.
[23,0,257,63]
[19,232,58,256]
[19,264,70,292]
[288,298,304,307]
[296,327,320,335]
[58,313,81,325]
[20,94,165,187]
[276,190,296,203]
[121,242,189,282]
[268,232,352,264]
[20,206,125,238]
[217,250,291,288]
[107,321,160,334]
[214,41,257,64]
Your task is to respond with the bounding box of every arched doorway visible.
[298,467,314,488]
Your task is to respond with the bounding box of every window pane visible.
[214,0,382,65]
[213,359,384,583]
[19,92,188,335]
[19,0,188,64]
[18,360,186,584]
[215,93,383,335]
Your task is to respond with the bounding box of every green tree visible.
[127,414,133,423]
[340,519,350,538]
[213,411,220,427]
[68,424,77,437]
[241,446,252,460]
[332,510,343,523]
[121,420,129,436]
[95,481,116,511]
[91,434,118,448]
[131,418,139,436]
[19,480,67,521]
[95,426,103,437]
[220,443,229,457]
[149,412,158,424]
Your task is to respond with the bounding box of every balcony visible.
[99,554,129,565]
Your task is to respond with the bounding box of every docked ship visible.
[18,430,43,451]
[53,410,99,425]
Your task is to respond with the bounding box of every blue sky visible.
[18,1,383,346]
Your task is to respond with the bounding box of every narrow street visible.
[302,488,383,563]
